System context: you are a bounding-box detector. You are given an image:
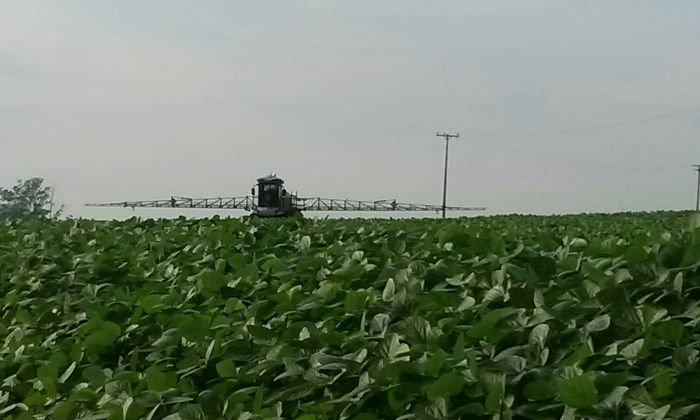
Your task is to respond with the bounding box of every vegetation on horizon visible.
[0,178,60,219]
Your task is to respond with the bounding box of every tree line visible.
[0,177,61,218]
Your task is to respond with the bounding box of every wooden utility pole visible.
[49,187,54,217]
[694,164,700,212]
[436,132,459,219]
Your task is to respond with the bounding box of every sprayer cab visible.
[253,175,298,217]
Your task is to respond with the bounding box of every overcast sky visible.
[2,1,699,218]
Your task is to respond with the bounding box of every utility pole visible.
[694,164,700,212]
[49,187,55,218]
[436,132,459,219]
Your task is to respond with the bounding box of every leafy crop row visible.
[1,212,699,419]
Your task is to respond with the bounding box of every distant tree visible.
[0,177,60,218]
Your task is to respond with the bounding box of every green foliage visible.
[0,177,58,218]
[559,375,598,408]
[1,211,700,419]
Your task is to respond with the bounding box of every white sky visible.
[1,1,699,218]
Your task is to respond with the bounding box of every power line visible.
[551,161,689,171]
[472,105,700,138]
[474,140,690,171]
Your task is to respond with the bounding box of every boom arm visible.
[294,197,484,212]
[86,196,484,212]
[86,196,256,210]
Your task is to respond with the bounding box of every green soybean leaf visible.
[177,315,210,342]
[653,320,684,344]
[559,375,598,408]
[215,359,237,378]
[145,366,178,392]
[82,365,107,387]
[382,278,396,302]
[482,372,506,414]
[524,377,558,401]
[585,314,611,333]
[426,372,464,400]
[424,349,447,377]
[224,297,245,313]
[201,270,226,293]
[139,294,164,314]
